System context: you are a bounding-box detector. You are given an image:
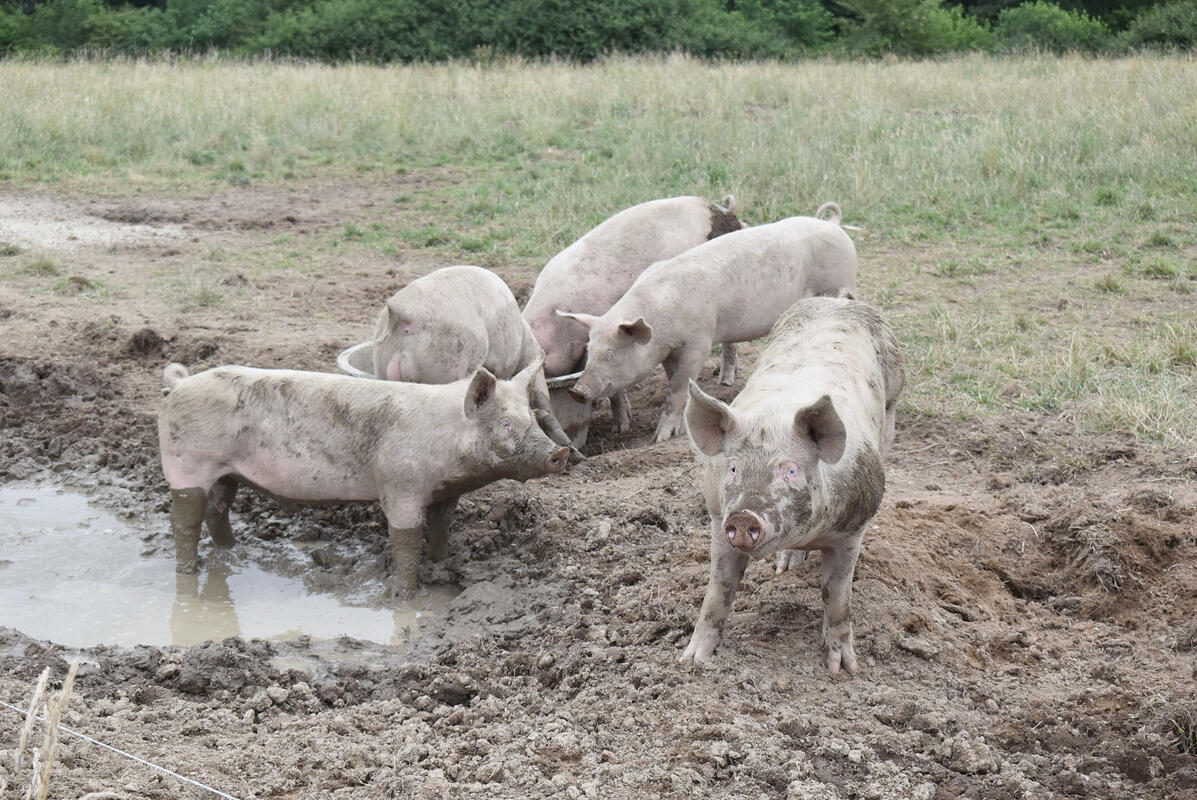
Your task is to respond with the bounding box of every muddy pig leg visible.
[654,344,710,443]
[171,487,207,574]
[610,390,632,433]
[680,522,749,665]
[387,524,424,599]
[382,497,425,599]
[424,496,459,562]
[204,476,238,547]
[820,527,865,675]
[718,342,738,386]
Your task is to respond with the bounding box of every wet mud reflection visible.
[0,485,455,648]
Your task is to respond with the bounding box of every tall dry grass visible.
[1,54,1194,232]
[6,662,79,800]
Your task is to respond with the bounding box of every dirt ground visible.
[1,177,1195,800]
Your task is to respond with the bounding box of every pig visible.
[370,265,575,456]
[158,359,569,597]
[560,205,857,443]
[523,195,743,444]
[679,296,904,674]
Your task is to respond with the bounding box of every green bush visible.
[253,0,482,62]
[27,0,108,53]
[84,5,171,51]
[254,0,834,62]
[1121,0,1197,49]
[993,1,1110,52]
[731,0,837,51]
[837,0,992,56]
[0,6,32,53]
[5,0,1190,61]
[478,0,688,60]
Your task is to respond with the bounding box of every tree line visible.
[1,0,1193,60]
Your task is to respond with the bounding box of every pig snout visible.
[547,447,570,473]
[724,510,765,550]
[568,384,591,404]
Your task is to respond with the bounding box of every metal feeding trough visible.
[336,341,582,389]
[337,341,377,380]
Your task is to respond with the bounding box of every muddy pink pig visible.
[523,195,742,445]
[561,204,856,443]
[371,265,575,454]
[158,359,569,596]
[680,297,904,673]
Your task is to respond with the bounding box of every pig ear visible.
[794,395,846,464]
[555,310,600,329]
[386,302,407,328]
[464,367,498,418]
[513,352,545,393]
[618,318,652,345]
[685,380,737,456]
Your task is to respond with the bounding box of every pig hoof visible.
[775,549,809,574]
[679,649,718,668]
[652,422,681,443]
[826,641,858,675]
[680,632,721,666]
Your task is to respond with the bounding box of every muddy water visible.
[0,485,455,648]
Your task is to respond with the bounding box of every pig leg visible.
[609,391,632,433]
[680,525,749,664]
[775,548,809,574]
[654,345,709,443]
[381,497,425,599]
[204,475,238,547]
[423,496,459,562]
[718,343,738,386]
[820,528,865,675]
[882,405,897,457]
[171,487,208,574]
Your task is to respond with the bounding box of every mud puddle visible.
[0,485,455,648]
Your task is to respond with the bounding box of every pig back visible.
[631,215,857,347]
[160,366,473,502]
[525,196,723,319]
[373,266,531,383]
[741,297,902,450]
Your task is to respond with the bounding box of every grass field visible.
[1,53,1195,449]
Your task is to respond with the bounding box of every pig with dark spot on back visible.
[158,359,569,597]
[523,195,743,446]
[680,296,904,674]
[560,204,857,443]
[370,265,575,458]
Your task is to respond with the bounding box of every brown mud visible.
[1,179,1195,799]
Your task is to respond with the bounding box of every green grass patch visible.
[22,257,59,276]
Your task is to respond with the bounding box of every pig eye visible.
[781,462,802,483]
[605,349,615,361]
[500,418,514,432]
[728,462,737,476]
